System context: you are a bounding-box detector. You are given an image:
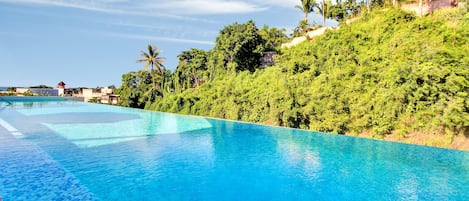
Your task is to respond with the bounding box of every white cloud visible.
[0,0,267,16]
[0,0,217,23]
[107,32,215,45]
[109,22,173,30]
[257,0,298,8]
[0,0,120,13]
[149,0,266,15]
[109,21,218,37]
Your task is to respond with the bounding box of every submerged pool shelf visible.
[0,97,468,200]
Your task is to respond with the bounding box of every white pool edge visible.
[0,118,24,138]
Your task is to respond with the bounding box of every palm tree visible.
[367,0,371,13]
[295,0,316,23]
[137,44,166,98]
[315,0,327,26]
[137,44,165,74]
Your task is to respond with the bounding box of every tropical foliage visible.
[209,20,265,75]
[117,6,469,147]
[117,45,169,108]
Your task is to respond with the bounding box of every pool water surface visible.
[0,97,468,200]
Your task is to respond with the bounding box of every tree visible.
[296,0,316,24]
[367,0,371,13]
[6,87,16,92]
[344,0,360,17]
[107,85,116,90]
[30,85,53,89]
[315,0,327,25]
[175,48,209,91]
[292,19,311,37]
[327,0,348,22]
[258,25,288,51]
[136,44,167,97]
[137,45,165,74]
[115,71,155,108]
[210,20,265,75]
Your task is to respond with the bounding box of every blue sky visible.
[0,0,331,88]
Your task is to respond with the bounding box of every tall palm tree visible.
[295,0,316,23]
[367,0,371,13]
[315,0,327,26]
[137,44,165,74]
[137,44,166,98]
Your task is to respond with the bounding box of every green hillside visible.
[125,7,469,148]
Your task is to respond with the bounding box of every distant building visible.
[7,82,119,104]
[82,88,106,102]
[401,0,459,16]
[16,87,58,96]
[16,88,29,94]
[31,88,58,96]
[100,94,120,105]
[78,87,119,104]
[57,81,66,96]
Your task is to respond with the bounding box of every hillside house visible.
[259,51,277,69]
[401,0,459,16]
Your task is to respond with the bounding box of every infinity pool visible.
[0,97,468,200]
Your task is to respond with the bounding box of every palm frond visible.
[138,44,166,73]
[136,59,147,63]
[142,62,150,71]
[295,5,304,12]
[147,45,154,56]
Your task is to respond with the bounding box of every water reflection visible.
[2,100,469,200]
[275,131,322,182]
[265,127,469,200]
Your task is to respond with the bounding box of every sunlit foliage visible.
[120,7,469,140]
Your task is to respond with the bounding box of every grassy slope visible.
[151,8,469,149]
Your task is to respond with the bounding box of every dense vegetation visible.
[117,6,469,146]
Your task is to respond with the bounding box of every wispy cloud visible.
[150,0,266,15]
[256,0,298,9]
[106,32,215,45]
[0,0,217,23]
[109,21,181,31]
[0,0,277,16]
[0,0,122,13]
[109,21,219,38]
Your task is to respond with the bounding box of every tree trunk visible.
[419,0,423,17]
[367,0,371,13]
[192,71,199,88]
[306,12,308,24]
[322,0,326,26]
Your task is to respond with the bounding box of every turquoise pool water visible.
[0,97,468,200]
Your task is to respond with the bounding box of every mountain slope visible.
[150,7,469,149]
